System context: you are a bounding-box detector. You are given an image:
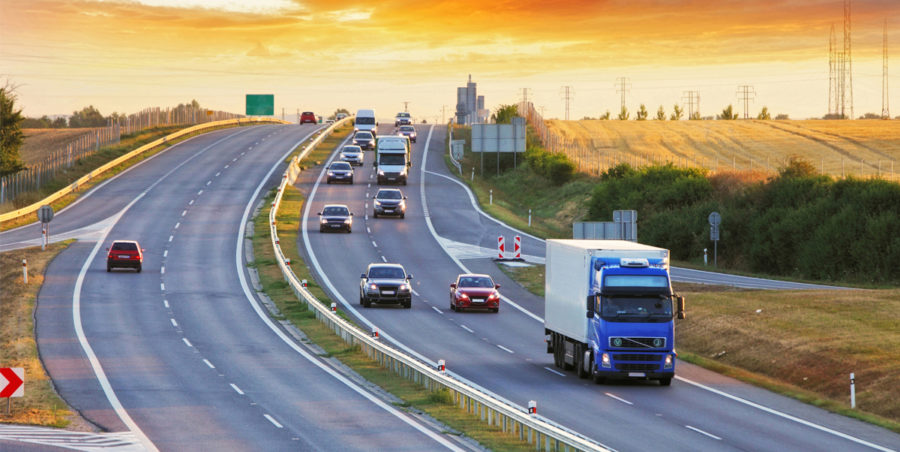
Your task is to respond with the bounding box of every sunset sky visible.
[1,0,898,121]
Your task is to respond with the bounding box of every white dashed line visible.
[544,367,566,377]
[198,189,204,195]
[241,151,246,156]
[371,241,377,247]
[189,199,194,205]
[431,306,442,314]
[460,325,474,333]
[175,222,180,229]
[170,319,178,328]
[169,235,174,242]
[163,300,170,309]
[411,289,419,296]
[366,227,371,234]
[364,215,368,221]
[160,283,165,291]
[496,345,514,354]
[264,414,283,429]
[605,393,633,405]
[367,183,371,188]
[163,250,168,258]
[215,172,220,177]
[160,266,165,275]
[230,384,244,395]
[182,338,192,348]
[686,425,722,441]
[181,210,187,217]
[232,158,237,162]
[381,256,388,263]
[203,359,215,369]
[206,181,211,186]
[224,164,229,169]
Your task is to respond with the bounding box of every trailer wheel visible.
[552,334,564,369]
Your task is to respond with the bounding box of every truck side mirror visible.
[586,295,595,318]
[676,296,686,319]
[360,273,367,279]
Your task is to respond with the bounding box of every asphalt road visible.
[299,124,899,452]
[1,124,461,451]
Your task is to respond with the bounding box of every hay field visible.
[546,119,900,179]
[20,129,97,166]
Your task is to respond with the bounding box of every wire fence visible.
[1,105,244,204]
[516,102,897,181]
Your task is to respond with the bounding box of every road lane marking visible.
[686,425,721,441]
[264,414,283,429]
[544,367,566,377]
[170,319,178,328]
[182,338,192,348]
[203,359,215,369]
[216,172,220,177]
[605,393,633,405]
[160,266,165,275]
[411,289,419,296]
[496,345,514,354]
[381,256,387,262]
[181,210,187,216]
[163,250,168,257]
[160,283,165,291]
[198,189,204,195]
[189,199,194,205]
[169,235,174,242]
[232,158,237,162]
[175,222,180,229]
[230,384,244,395]
[460,325,474,333]
[206,180,211,186]
[163,300,169,309]
[432,306,442,314]
[366,227,371,234]
[371,240,377,247]
[224,164,229,169]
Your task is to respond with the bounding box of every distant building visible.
[456,75,489,124]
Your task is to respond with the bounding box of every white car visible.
[395,112,412,126]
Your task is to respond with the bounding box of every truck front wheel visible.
[576,345,590,379]
[659,377,672,386]
[591,363,606,385]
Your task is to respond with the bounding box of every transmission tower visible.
[559,86,574,120]
[829,24,837,116]
[883,19,890,119]
[403,101,410,112]
[441,105,448,124]
[842,0,853,119]
[736,85,756,119]
[682,90,700,119]
[519,88,533,107]
[615,77,631,111]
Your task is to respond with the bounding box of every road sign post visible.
[37,205,54,250]
[1,367,24,415]
[708,211,721,267]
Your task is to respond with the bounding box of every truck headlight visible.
[377,170,385,176]
[400,284,410,291]
[664,354,673,369]
[601,353,611,368]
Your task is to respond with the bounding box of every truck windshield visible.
[357,117,375,125]
[379,154,406,165]
[601,295,672,321]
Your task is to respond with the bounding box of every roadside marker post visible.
[851,373,856,409]
[22,259,27,285]
[497,236,505,259]
[513,236,522,259]
[528,400,537,415]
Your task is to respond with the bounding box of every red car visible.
[106,240,144,272]
[449,274,500,313]
[300,111,317,124]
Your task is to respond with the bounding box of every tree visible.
[599,110,611,120]
[635,104,648,121]
[717,104,738,120]
[22,116,51,128]
[656,105,666,120]
[617,106,630,121]
[689,112,701,120]
[0,83,26,176]
[775,114,790,120]
[69,105,106,127]
[670,104,684,121]
[491,104,519,124]
[757,106,771,120]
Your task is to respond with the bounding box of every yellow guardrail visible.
[1,117,288,225]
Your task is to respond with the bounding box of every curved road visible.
[1,124,462,451]
[299,124,899,452]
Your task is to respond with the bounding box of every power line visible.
[559,86,573,120]
[736,85,756,119]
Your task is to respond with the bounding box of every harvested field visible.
[20,129,98,166]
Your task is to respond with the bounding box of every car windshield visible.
[357,117,375,125]
[601,295,672,321]
[459,276,494,288]
[400,126,414,132]
[323,207,349,216]
[355,132,373,140]
[330,162,351,170]
[369,267,405,279]
[379,154,406,165]
[342,146,361,153]
[397,113,409,118]
[303,112,313,115]
[376,190,402,200]
[111,242,138,251]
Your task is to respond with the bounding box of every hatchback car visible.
[107,240,144,272]
[450,274,500,312]
[360,263,412,308]
[300,111,317,124]
[397,125,417,143]
[318,204,353,233]
[339,145,364,166]
[353,131,375,150]
[326,161,354,184]
[372,188,407,218]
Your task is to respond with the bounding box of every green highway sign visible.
[246,94,274,115]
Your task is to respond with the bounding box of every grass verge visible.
[0,242,77,427]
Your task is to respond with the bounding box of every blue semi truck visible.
[544,240,686,386]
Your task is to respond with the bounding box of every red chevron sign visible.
[0,368,24,398]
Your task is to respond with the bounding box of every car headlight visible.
[400,284,410,291]
[369,283,377,291]
[327,171,334,176]
[320,217,327,224]
[377,170,385,176]
[374,200,381,207]
[344,218,352,224]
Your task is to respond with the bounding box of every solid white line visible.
[174,222,180,229]
[460,325,474,333]
[381,256,388,263]
[230,383,244,395]
[163,300,169,309]
[686,425,722,441]
[263,414,283,429]
[160,283,165,291]
[496,344,514,354]
[160,266,165,275]
[170,319,178,328]
[163,250,168,258]
[239,130,463,451]
[67,127,256,452]
[605,393,633,405]
[168,235,174,242]
[203,359,215,369]
[182,338,192,348]
[544,367,566,377]
[676,376,895,451]
[432,306,442,314]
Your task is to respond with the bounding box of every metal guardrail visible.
[0,117,288,225]
[268,120,607,452]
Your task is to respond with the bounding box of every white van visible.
[355,109,377,135]
[375,135,411,185]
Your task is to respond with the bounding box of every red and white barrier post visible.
[437,359,446,373]
[331,303,337,313]
[371,328,379,339]
[497,236,505,259]
[528,400,537,415]
[514,235,522,259]
[301,279,307,288]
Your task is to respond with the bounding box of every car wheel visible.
[373,212,378,218]
[107,265,112,272]
[349,177,354,184]
[359,292,364,305]
[136,264,142,273]
[402,180,407,186]
[363,297,371,308]
[320,226,325,233]
[491,308,499,313]
[400,212,405,219]
[450,300,455,311]
[576,344,589,379]
[659,377,673,386]
[403,300,411,309]
[347,226,352,233]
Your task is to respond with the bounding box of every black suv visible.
[318,204,353,233]
[326,161,354,184]
[353,131,375,150]
[359,263,412,308]
[372,188,407,218]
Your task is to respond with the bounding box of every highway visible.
[299,123,900,452]
[1,124,462,451]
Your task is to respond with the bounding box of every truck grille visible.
[614,354,662,362]
[615,363,659,372]
[609,337,666,349]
